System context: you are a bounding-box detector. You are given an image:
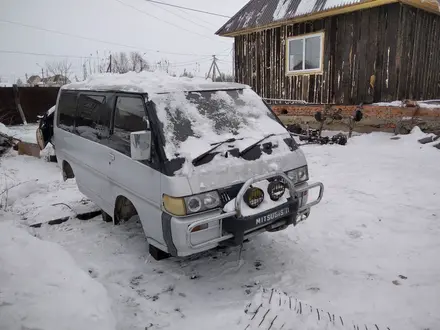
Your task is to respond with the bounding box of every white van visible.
[37,72,324,260]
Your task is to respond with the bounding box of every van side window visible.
[57,92,78,132]
[76,94,110,142]
[112,96,148,156]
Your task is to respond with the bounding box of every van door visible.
[106,95,162,234]
[73,92,114,209]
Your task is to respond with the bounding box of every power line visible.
[0,18,215,57]
[0,49,100,59]
[143,0,231,18]
[114,0,229,44]
[172,58,212,68]
[145,0,215,32]
[164,3,221,29]
[171,56,212,65]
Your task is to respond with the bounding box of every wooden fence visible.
[0,87,60,125]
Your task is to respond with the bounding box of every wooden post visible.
[12,84,27,125]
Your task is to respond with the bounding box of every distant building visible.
[42,75,71,86]
[27,75,42,87]
[26,74,70,87]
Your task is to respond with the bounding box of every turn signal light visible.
[190,224,209,232]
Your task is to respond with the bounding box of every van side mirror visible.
[130,131,151,161]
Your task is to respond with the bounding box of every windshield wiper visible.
[239,133,276,157]
[192,137,242,165]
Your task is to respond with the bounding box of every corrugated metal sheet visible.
[216,0,365,35]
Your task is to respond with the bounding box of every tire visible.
[101,210,113,223]
[113,196,138,226]
[149,244,170,261]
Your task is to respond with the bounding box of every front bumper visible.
[180,171,324,252]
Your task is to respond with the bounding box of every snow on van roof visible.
[62,71,248,94]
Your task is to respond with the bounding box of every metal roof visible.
[216,0,369,36]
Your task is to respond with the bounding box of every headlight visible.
[287,165,309,184]
[163,191,221,216]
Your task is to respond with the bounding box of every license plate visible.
[255,207,290,226]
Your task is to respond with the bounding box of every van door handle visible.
[109,153,115,162]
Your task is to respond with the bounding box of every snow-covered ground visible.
[0,220,116,330]
[373,100,440,109]
[1,126,439,330]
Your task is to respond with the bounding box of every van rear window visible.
[57,92,78,132]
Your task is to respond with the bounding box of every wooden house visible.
[216,0,440,105]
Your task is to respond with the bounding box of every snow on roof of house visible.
[217,0,364,35]
[62,71,248,94]
[216,0,440,36]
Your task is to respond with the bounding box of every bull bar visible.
[186,172,324,249]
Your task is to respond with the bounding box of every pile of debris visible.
[418,133,440,149]
[0,128,40,158]
[0,131,17,157]
[285,105,364,146]
[287,124,348,146]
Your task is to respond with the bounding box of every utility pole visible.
[232,42,235,82]
[88,56,92,76]
[206,55,222,82]
[83,63,88,80]
[107,54,112,73]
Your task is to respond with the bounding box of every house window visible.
[287,32,323,74]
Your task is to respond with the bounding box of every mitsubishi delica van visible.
[37,72,324,260]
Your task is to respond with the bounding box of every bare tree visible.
[214,73,234,82]
[16,78,24,86]
[180,69,194,78]
[110,52,130,74]
[107,51,150,73]
[46,60,73,84]
[129,52,150,72]
[155,58,170,73]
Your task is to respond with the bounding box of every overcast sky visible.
[0,0,248,83]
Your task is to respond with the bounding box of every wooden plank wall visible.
[398,5,440,100]
[233,3,440,104]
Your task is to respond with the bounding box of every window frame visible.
[75,92,111,139]
[111,93,150,135]
[285,31,325,75]
[109,93,159,162]
[56,90,79,130]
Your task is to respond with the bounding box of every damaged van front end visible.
[151,87,324,257]
[161,170,323,257]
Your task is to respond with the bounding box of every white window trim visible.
[286,32,324,75]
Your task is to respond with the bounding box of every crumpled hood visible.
[183,149,307,194]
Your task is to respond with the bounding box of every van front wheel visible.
[149,244,170,261]
[113,196,138,225]
[101,210,113,223]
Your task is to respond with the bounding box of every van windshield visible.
[151,88,287,160]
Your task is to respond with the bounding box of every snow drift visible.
[243,288,392,329]
[0,220,116,330]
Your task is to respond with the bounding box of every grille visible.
[219,183,243,206]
